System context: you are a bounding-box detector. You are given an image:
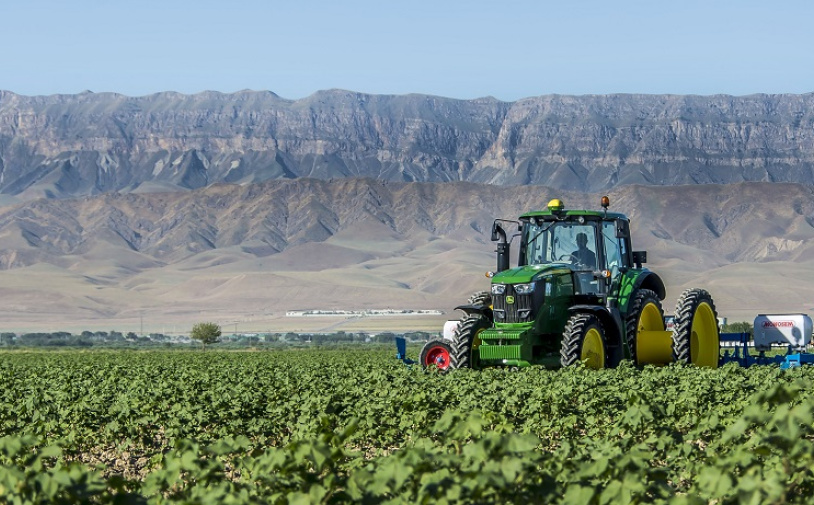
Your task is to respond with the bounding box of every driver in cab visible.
[570,232,596,268]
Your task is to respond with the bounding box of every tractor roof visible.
[520,198,627,221]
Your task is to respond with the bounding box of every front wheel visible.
[419,339,454,371]
[561,313,607,369]
[451,315,491,369]
[672,288,719,367]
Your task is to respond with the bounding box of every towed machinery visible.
[719,314,814,368]
[409,197,721,370]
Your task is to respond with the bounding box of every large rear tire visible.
[625,289,666,365]
[450,315,490,369]
[672,288,719,368]
[419,339,454,371]
[561,313,607,369]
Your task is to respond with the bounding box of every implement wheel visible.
[626,289,670,365]
[672,288,719,368]
[561,313,607,369]
[451,315,490,369]
[420,340,453,371]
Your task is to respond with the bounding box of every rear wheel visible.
[625,289,668,365]
[420,339,454,370]
[561,313,607,369]
[672,288,719,367]
[451,315,490,369]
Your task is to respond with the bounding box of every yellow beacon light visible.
[547,199,564,212]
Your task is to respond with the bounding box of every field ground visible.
[1,347,814,503]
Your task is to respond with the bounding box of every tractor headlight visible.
[491,284,506,295]
[513,283,535,295]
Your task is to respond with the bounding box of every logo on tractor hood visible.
[506,296,515,305]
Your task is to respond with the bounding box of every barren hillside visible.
[0,179,810,332]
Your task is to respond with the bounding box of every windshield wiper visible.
[526,221,557,257]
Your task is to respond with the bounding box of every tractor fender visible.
[568,304,625,366]
[617,270,667,317]
[454,304,494,320]
[631,271,666,300]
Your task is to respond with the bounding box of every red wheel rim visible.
[424,345,450,370]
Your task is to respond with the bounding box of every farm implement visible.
[718,314,814,369]
[398,197,814,371]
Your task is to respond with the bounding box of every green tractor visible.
[419,197,721,370]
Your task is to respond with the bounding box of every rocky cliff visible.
[2,89,814,199]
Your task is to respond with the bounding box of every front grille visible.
[479,344,522,361]
[479,329,523,341]
[492,285,535,323]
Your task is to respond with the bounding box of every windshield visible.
[524,221,597,270]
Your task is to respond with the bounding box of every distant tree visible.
[126,332,138,340]
[374,332,396,344]
[722,321,753,338]
[0,333,14,346]
[191,322,221,350]
[404,331,430,342]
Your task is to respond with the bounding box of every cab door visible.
[602,220,630,288]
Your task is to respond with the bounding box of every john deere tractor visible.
[419,197,720,370]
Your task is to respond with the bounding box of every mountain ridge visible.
[3,90,814,200]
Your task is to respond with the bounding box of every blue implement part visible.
[719,332,814,368]
[780,353,814,369]
[719,332,758,367]
[395,336,416,365]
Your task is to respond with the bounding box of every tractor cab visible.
[517,198,632,297]
[491,198,638,301]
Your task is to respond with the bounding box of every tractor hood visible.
[492,263,573,285]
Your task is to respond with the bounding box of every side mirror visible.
[632,251,647,268]
[491,221,505,242]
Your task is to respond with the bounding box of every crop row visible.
[0,349,813,503]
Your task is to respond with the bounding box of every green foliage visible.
[1,349,814,503]
[722,320,754,337]
[190,322,221,349]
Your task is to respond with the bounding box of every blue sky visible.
[2,0,812,101]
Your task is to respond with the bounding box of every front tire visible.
[420,339,454,371]
[451,315,490,369]
[561,313,607,369]
[672,288,719,367]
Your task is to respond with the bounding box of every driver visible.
[570,232,596,268]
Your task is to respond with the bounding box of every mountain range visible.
[0,89,813,333]
[3,90,814,201]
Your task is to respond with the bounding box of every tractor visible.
[418,197,721,370]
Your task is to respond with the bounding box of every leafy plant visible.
[1,349,814,503]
